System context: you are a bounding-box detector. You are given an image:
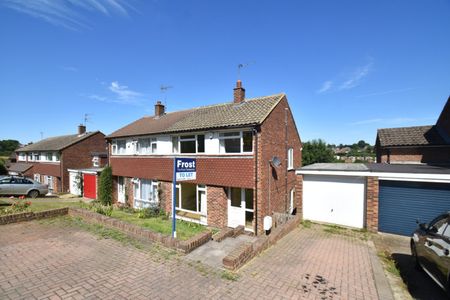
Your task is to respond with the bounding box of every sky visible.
[0,0,449,146]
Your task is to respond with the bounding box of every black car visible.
[411,212,450,294]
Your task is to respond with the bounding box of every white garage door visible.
[303,175,365,228]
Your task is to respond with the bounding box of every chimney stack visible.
[155,101,165,117]
[233,80,245,103]
[78,124,86,135]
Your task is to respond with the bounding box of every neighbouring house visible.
[106,80,302,234]
[375,96,450,165]
[296,163,450,236]
[12,125,107,194]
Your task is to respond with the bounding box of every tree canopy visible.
[0,140,20,156]
[302,139,335,166]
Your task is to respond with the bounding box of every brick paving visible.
[0,219,380,299]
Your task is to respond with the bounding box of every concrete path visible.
[186,234,256,268]
[0,218,387,299]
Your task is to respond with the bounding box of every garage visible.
[303,174,366,228]
[379,180,450,236]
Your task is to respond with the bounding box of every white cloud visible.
[1,0,131,30]
[317,81,333,94]
[88,81,144,106]
[88,94,107,102]
[339,60,373,90]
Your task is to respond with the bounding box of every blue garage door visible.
[379,180,450,236]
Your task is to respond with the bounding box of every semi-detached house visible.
[107,81,302,234]
[12,126,107,194]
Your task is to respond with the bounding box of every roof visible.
[107,94,284,138]
[297,163,450,175]
[7,163,33,173]
[377,125,448,147]
[16,131,101,152]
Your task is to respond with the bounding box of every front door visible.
[227,187,245,228]
[118,177,125,203]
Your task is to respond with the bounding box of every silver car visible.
[0,176,48,198]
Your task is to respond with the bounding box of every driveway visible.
[374,233,448,300]
[0,218,384,299]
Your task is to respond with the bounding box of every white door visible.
[118,177,125,203]
[47,176,53,194]
[303,175,365,228]
[69,172,81,196]
[227,188,245,228]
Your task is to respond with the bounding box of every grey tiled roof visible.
[107,94,284,138]
[377,125,448,147]
[17,131,101,152]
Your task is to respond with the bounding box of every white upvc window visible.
[53,152,60,162]
[92,156,100,167]
[133,179,159,209]
[175,183,206,214]
[172,134,205,154]
[117,140,126,154]
[137,137,157,155]
[18,153,26,161]
[33,153,40,161]
[219,131,253,153]
[46,152,52,161]
[288,148,294,170]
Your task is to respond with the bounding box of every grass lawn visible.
[0,197,85,212]
[111,209,207,241]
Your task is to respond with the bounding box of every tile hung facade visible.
[107,81,302,234]
[13,126,107,193]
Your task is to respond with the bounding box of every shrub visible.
[0,162,7,175]
[93,203,113,216]
[0,200,31,216]
[137,206,160,219]
[98,166,113,205]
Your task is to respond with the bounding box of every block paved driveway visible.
[0,219,381,299]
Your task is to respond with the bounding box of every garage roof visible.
[298,163,450,175]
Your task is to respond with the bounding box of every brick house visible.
[375,96,450,165]
[106,81,302,234]
[12,125,107,193]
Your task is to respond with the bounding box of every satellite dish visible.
[270,156,281,167]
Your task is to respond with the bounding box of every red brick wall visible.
[206,185,228,228]
[366,176,379,232]
[61,132,107,193]
[29,163,61,177]
[256,96,302,234]
[377,146,450,164]
[111,156,255,189]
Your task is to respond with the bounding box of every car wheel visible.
[27,190,39,199]
[411,241,422,271]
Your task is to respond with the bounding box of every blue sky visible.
[1,0,449,145]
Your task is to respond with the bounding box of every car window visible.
[0,178,10,184]
[22,179,33,184]
[430,216,448,235]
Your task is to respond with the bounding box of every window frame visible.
[175,183,206,214]
[173,134,206,154]
[219,131,253,154]
[133,179,159,209]
[287,148,294,170]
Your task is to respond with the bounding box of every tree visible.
[302,139,335,166]
[98,166,113,205]
[0,139,20,156]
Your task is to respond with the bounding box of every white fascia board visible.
[296,170,450,183]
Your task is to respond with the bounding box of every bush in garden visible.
[98,166,113,205]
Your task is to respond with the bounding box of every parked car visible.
[411,212,450,294]
[0,176,48,198]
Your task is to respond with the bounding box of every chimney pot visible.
[233,80,245,103]
[78,124,86,135]
[155,101,165,117]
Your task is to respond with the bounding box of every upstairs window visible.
[117,140,126,154]
[27,153,32,161]
[288,148,294,169]
[137,137,157,155]
[18,153,26,161]
[34,153,40,161]
[54,152,60,162]
[219,131,253,153]
[197,135,205,153]
[46,153,52,161]
[180,135,196,153]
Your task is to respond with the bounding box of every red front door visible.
[83,174,96,199]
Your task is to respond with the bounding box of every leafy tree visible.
[302,139,335,166]
[0,140,20,156]
[357,140,368,148]
[98,166,113,205]
[0,162,7,175]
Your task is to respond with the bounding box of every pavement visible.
[0,218,388,299]
[374,232,448,300]
[186,234,256,268]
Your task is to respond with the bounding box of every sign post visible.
[172,157,196,238]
